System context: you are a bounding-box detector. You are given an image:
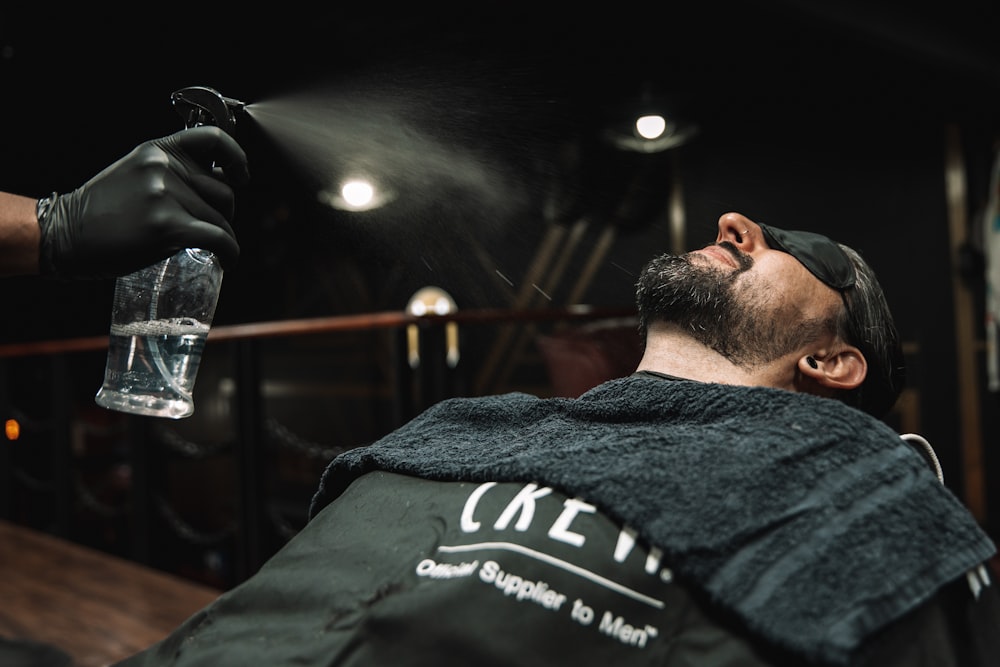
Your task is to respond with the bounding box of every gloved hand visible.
[37,125,250,279]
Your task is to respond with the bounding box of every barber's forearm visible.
[0,193,41,276]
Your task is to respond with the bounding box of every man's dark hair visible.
[836,244,906,418]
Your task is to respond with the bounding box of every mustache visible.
[716,240,754,271]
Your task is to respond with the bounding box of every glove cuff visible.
[35,191,62,277]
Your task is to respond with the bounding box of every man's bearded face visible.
[635,242,834,368]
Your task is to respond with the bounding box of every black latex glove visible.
[37,125,250,279]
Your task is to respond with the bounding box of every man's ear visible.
[799,346,867,391]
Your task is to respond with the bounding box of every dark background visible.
[2,1,998,337]
[2,0,1000,582]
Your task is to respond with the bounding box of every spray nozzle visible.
[171,86,245,136]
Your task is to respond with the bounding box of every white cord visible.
[901,434,993,603]
[900,433,945,484]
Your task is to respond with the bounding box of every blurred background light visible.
[318,176,393,211]
[635,114,667,139]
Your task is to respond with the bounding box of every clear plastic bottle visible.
[95,248,222,419]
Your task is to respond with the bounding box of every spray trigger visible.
[171,86,245,136]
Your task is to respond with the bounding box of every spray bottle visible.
[94,87,247,419]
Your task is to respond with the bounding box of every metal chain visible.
[264,417,350,461]
[154,493,236,546]
[12,467,54,492]
[150,419,348,461]
[152,423,230,459]
[266,502,304,541]
[73,474,128,518]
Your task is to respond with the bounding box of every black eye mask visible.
[758,224,855,290]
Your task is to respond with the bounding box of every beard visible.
[635,242,833,368]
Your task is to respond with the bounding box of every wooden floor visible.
[0,519,221,667]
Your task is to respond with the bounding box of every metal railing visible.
[0,306,637,586]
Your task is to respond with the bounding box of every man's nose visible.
[716,212,760,249]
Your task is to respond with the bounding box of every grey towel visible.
[310,375,995,665]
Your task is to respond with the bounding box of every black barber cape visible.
[121,376,996,666]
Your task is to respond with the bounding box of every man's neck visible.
[635,324,797,390]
